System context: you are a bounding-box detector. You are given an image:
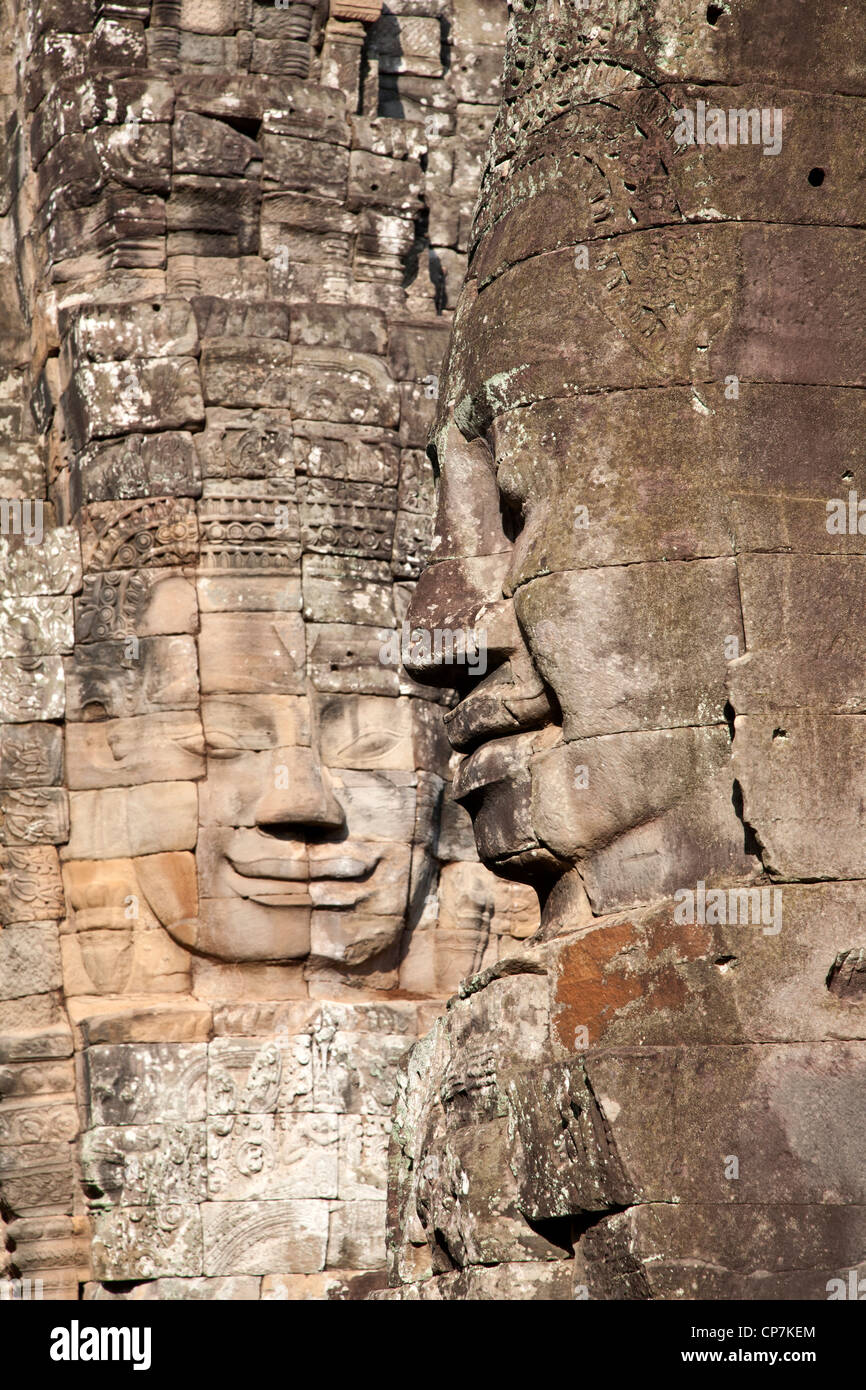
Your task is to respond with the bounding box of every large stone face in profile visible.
[389,0,866,1298]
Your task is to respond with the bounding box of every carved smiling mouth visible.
[225,840,382,908]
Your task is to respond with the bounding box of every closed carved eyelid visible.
[203,730,273,756]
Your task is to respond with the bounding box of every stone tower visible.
[384,0,866,1299]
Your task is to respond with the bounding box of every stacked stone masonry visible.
[0,0,536,1300]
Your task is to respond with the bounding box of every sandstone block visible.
[0,788,69,845]
[0,923,62,999]
[63,783,199,860]
[66,713,205,789]
[65,636,200,720]
[201,1199,328,1275]
[65,359,204,448]
[85,1043,207,1127]
[0,848,64,923]
[91,1205,203,1281]
[198,612,304,695]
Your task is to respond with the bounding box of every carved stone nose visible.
[403,554,521,684]
[254,748,344,833]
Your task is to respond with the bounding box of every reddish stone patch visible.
[553,921,643,1049]
[644,911,713,963]
[553,914,712,1049]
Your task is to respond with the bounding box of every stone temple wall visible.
[0,0,537,1300]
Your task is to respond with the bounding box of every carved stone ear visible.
[134,850,198,930]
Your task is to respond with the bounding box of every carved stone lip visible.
[309,854,380,879]
[227,854,308,880]
[444,691,524,751]
[226,849,380,884]
[444,673,554,753]
[453,730,538,799]
[224,863,313,906]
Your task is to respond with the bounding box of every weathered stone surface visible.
[207,1113,339,1201]
[64,634,200,720]
[0,1025,72,1064]
[261,1269,387,1300]
[732,555,866,713]
[733,714,866,880]
[374,1260,575,1300]
[201,1199,328,1275]
[17,0,781,1305]
[0,529,81,596]
[487,386,866,581]
[0,844,64,923]
[317,695,415,771]
[77,501,198,573]
[0,923,62,998]
[0,1145,76,1212]
[65,359,204,448]
[196,575,300,614]
[339,1115,390,1201]
[201,339,293,410]
[91,1205,203,1280]
[74,568,197,642]
[85,1044,207,1127]
[77,433,201,504]
[384,0,866,1303]
[60,925,192,999]
[580,1204,866,1302]
[208,1020,410,1120]
[0,1098,78,1147]
[0,1059,75,1101]
[192,298,288,342]
[66,713,205,789]
[326,1200,386,1270]
[291,349,400,427]
[307,623,398,696]
[262,137,348,201]
[174,113,261,178]
[0,656,65,723]
[198,494,300,573]
[85,1275,260,1300]
[301,556,394,627]
[64,783,199,860]
[198,612,305,695]
[0,723,62,788]
[62,299,199,362]
[514,562,741,739]
[81,1123,207,1207]
[0,596,73,658]
[0,787,69,845]
[0,985,67,1034]
[194,406,295,484]
[74,1001,212,1047]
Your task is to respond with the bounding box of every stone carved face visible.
[181,688,423,969]
[405,208,866,926]
[62,551,443,988]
